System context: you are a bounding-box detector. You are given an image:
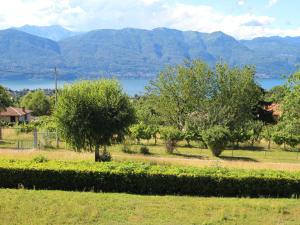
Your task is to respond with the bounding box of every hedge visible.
[1,160,300,197]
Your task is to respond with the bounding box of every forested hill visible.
[0,26,300,80]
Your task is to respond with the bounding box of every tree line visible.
[0,60,299,161]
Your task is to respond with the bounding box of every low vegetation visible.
[1,159,300,197]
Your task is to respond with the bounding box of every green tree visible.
[54,79,136,162]
[278,70,300,150]
[264,85,289,103]
[261,125,275,150]
[20,90,51,116]
[159,126,183,153]
[0,85,12,139]
[246,120,264,147]
[202,126,230,157]
[129,123,152,144]
[0,85,12,109]
[147,60,215,130]
[146,60,262,140]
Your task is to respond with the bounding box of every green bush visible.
[140,146,150,155]
[159,127,183,153]
[121,144,134,154]
[99,151,111,162]
[129,124,152,143]
[32,155,49,163]
[1,160,300,197]
[202,126,230,157]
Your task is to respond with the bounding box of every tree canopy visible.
[0,85,12,110]
[20,90,51,116]
[54,79,136,161]
[145,60,263,153]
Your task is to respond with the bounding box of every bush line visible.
[1,160,300,197]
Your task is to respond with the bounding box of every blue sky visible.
[0,0,299,39]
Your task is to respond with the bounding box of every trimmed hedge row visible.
[1,160,300,197]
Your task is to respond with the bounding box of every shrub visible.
[121,144,134,154]
[140,146,150,155]
[202,126,230,157]
[160,127,183,154]
[129,124,152,143]
[99,151,111,162]
[1,160,300,197]
[32,155,49,163]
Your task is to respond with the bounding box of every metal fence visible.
[0,128,61,150]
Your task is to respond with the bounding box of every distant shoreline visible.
[0,77,286,94]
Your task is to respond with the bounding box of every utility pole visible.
[54,67,59,149]
[55,67,58,107]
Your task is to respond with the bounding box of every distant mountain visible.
[0,27,300,80]
[0,29,61,79]
[16,25,77,41]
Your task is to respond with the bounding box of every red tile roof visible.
[0,107,32,117]
[265,103,282,117]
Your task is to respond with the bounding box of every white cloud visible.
[238,0,246,6]
[0,0,298,39]
[268,0,278,7]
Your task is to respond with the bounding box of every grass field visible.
[1,146,300,171]
[1,127,300,171]
[0,189,299,225]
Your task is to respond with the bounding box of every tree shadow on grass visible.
[234,146,265,151]
[173,152,209,160]
[219,156,258,162]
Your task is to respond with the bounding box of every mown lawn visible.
[1,146,300,171]
[0,189,300,225]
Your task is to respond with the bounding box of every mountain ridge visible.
[0,26,300,80]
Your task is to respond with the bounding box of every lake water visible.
[0,77,286,96]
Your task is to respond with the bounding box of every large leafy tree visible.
[264,85,289,103]
[54,79,136,162]
[20,90,51,116]
[0,85,12,139]
[0,85,12,110]
[146,60,262,155]
[278,70,300,149]
[147,60,215,130]
[147,60,262,131]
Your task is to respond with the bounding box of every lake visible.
[0,77,286,96]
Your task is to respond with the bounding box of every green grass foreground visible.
[1,189,300,225]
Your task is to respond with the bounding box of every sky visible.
[0,0,299,39]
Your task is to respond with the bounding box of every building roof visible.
[0,107,32,117]
[265,103,282,117]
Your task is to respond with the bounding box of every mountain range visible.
[0,25,300,80]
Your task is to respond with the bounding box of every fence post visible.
[33,129,38,149]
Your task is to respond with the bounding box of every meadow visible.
[1,189,300,225]
[1,138,300,171]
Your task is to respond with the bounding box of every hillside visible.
[0,27,300,80]
[0,29,61,79]
[16,25,77,41]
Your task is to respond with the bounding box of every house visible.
[0,107,32,123]
[264,103,282,121]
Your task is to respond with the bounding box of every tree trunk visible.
[186,139,191,147]
[154,134,157,145]
[95,145,100,162]
[0,126,2,140]
[268,140,271,150]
